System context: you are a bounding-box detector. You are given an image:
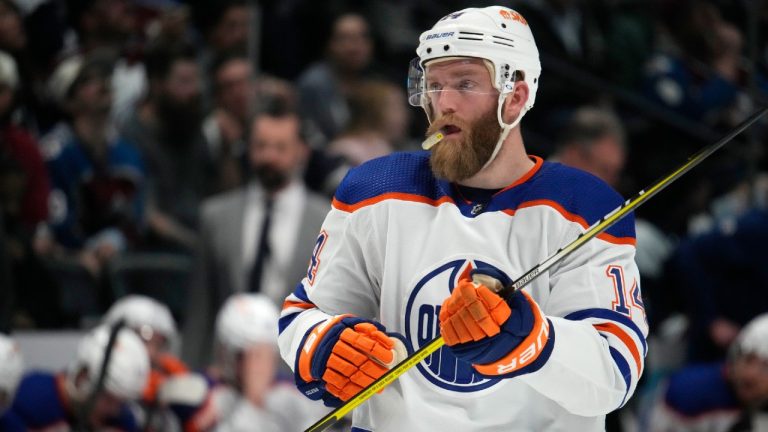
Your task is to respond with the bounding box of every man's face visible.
[216,59,255,122]
[249,116,306,191]
[211,5,249,52]
[70,69,113,117]
[0,2,25,52]
[89,0,135,44]
[163,60,201,106]
[328,15,372,74]
[423,58,501,182]
[157,59,202,132]
[730,353,768,405]
[559,134,625,188]
[585,136,626,188]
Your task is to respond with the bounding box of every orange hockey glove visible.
[296,315,407,406]
[440,279,512,345]
[439,268,554,377]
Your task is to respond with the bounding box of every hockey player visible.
[161,293,328,431]
[0,335,24,431]
[8,324,150,431]
[647,313,768,432]
[103,295,187,403]
[102,295,188,430]
[278,5,648,431]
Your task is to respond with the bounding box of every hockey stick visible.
[76,318,126,432]
[305,107,768,432]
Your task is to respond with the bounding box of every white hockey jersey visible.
[279,152,649,431]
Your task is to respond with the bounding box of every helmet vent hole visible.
[492,35,515,48]
[426,48,432,54]
[443,45,450,51]
[501,23,507,28]
[457,31,483,42]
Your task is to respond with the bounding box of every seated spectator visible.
[162,294,328,431]
[328,80,409,166]
[7,324,149,431]
[0,51,49,233]
[202,53,257,193]
[646,313,768,432]
[40,52,146,277]
[194,0,250,109]
[0,334,24,430]
[549,107,626,190]
[0,51,60,328]
[66,0,146,130]
[297,13,374,144]
[122,43,212,253]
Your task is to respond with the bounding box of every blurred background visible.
[1,0,767,431]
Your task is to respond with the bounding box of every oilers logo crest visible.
[404,258,506,392]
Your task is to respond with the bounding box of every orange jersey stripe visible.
[495,156,544,194]
[282,300,315,311]
[504,200,636,246]
[332,193,455,213]
[593,322,642,375]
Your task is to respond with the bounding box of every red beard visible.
[427,108,501,182]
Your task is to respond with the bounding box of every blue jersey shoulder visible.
[664,363,738,417]
[503,161,635,239]
[334,151,444,204]
[11,371,67,429]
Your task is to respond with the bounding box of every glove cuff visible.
[297,314,354,383]
[473,290,555,377]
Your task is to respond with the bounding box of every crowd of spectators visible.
[1,0,767,431]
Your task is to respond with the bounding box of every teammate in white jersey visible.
[278,6,648,431]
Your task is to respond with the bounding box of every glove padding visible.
[296,316,406,406]
[439,268,543,367]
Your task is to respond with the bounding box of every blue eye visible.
[428,82,442,91]
[458,80,476,90]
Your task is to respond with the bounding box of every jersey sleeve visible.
[277,177,383,372]
[519,184,649,416]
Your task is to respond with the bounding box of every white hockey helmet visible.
[103,295,178,348]
[215,293,279,351]
[409,6,540,165]
[67,325,150,401]
[731,313,768,360]
[0,335,23,413]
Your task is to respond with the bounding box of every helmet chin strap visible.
[480,84,527,171]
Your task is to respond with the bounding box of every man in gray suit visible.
[182,109,330,368]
